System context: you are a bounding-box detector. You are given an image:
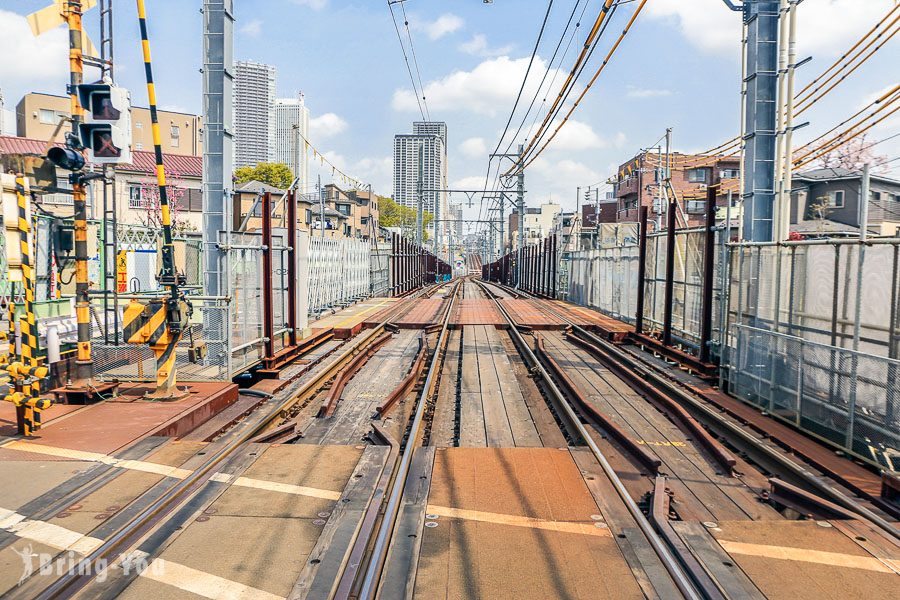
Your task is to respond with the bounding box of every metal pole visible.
[636,206,649,334]
[778,0,799,240]
[287,190,298,346]
[846,164,870,450]
[517,143,525,287]
[662,199,677,346]
[700,185,717,363]
[66,0,93,383]
[261,192,274,361]
[202,0,233,297]
[318,174,324,239]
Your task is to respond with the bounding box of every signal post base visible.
[50,380,120,405]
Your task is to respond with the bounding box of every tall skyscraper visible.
[394,121,448,244]
[274,94,310,191]
[234,60,276,168]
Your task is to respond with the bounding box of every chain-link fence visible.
[728,324,899,469]
[370,241,391,297]
[92,299,230,382]
[567,239,640,323]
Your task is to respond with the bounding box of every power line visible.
[387,0,426,121]
[397,0,431,121]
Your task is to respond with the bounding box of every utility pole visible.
[594,187,600,249]
[516,144,525,287]
[65,0,93,385]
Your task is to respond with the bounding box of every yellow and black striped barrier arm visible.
[134,0,193,398]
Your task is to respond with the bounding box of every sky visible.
[1,0,897,236]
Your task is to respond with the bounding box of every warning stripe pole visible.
[136,0,184,395]
[14,176,49,435]
[66,0,94,382]
[136,0,177,298]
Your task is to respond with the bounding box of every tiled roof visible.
[0,135,202,178]
[235,180,285,194]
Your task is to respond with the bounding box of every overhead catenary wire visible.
[397,0,431,122]
[387,0,427,121]
[520,0,648,171]
[510,0,617,172]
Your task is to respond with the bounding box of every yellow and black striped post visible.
[10,175,50,435]
[65,0,94,383]
[135,0,188,398]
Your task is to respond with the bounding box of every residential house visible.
[615,151,740,226]
[507,201,561,251]
[16,92,202,156]
[790,168,900,237]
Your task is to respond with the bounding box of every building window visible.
[870,191,881,203]
[687,168,708,183]
[129,185,147,209]
[305,209,312,224]
[361,216,368,225]
[720,168,739,179]
[829,190,845,208]
[39,109,56,124]
[336,203,351,216]
[135,122,143,130]
[135,142,144,150]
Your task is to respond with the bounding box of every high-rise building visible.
[234,60,276,168]
[274,94,310,191]
[394,121,449,244]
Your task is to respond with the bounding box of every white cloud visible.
[452,176,489,191]
[458,34,514,58]
[0,9,68,93]
[392,56,571,117]
[626,86,673,99]
[309,113,348,139]
[646,0,895,56]
[416,13,464,40]
[523,119,615,152]
[239,18,263,37]
[292,0,328,9]
[459,137,488,159]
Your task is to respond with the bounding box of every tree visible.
[379,197,434,240]
[817,134,888,173]
[138,166,186,231]
[234,162,294,189]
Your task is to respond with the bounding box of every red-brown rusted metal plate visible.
[450,299,504,327]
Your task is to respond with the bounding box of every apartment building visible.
[234,61,276,168]
[614,151,740,226]
[15,92,202,156]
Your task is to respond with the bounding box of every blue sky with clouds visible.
[1,0,897,228]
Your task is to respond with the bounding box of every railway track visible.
[8,277,898,600]
[12,284,446,600]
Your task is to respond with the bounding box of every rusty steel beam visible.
[287,190,298,347]
[535,334,662,475]
[377,334,428,416]
[566,331,737,475]
[650,477,728,600]
[767,478,861,521]
[319,331,394,417]
[699,185,717,364]
[662,200,677,346]
[636,206,649,335]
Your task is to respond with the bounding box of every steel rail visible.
[474,279,701,600]
[493,280,900,542]
[30,282,443,600]
[357,280,461,600]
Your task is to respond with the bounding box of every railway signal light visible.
[77,82,132,164]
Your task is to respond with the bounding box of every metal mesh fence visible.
[567,242,639,323]
[370,241,391,297]
[728,324,899,469]
[92,299,230,382]
[308,237,370,315]
[227,231,266,374]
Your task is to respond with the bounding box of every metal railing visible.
[726,324,899,469]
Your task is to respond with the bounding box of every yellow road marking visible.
[425,505,610,537]
[718,539,900,574]
[330,299,392,329]
[141,558,284,600]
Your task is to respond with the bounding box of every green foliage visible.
[379,197,434,240]
[234,162,294,189]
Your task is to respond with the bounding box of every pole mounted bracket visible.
[720,0,743,10]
